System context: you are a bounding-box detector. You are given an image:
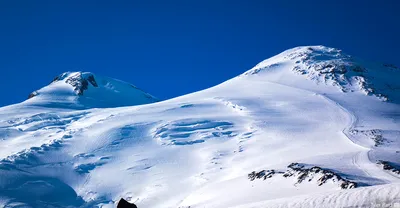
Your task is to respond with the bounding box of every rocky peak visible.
[25,71,159,108]
[52,72,99,95]
[244,46,400,102]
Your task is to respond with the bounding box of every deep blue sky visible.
[1,0,399,107]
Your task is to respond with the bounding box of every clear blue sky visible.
[1,0,399,107]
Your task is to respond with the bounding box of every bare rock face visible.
[28,72,100,99]
[64,73,98,95]
[28,91,38,99]
[349,129,387,147]
[377,160,400,174]
[117,198,138,208]
[248,163,357,189]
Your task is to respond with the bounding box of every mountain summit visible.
[27,71,158,108]
[244,45,400,102]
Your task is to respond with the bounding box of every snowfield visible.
[0,46,399,208]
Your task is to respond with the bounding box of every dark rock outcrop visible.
[248,163,357,189]
[29,72,100,99]
[377,160,400,174]
[117,198,137,208]
[65,73,98,95]
[86,74,98,87]
[28,91,38,99]
[349,129,387,147]
[51,75,61,84]
[248,169,278,181]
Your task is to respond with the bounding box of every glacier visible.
[0,46,399,208]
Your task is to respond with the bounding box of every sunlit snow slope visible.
[0,46,399,208]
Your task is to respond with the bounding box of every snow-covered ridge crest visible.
[244,45,400,102]
[26,71,159,108]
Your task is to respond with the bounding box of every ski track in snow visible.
[213,97,257,147]
[318,93,400,183]
[255,79,399,185]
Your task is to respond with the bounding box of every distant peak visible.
[50,72,99,95]
[27,71,159,108]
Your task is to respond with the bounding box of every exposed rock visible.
[287,163,357,188]
[25,71,159,108]
[244,46,399,103]
[35,72,100,97]
[249,163,357,189]
[117,198,138,208]
[65,73,98,95]
[248,171,257,181]
[349,129,387,147]
[287,47,391,101]
[51,75,61,84]
[263,169,276,179]
[86,74,98,87]
[377,160,400,174]
[312,62,347,74]
[28,91,38,99]
[248,169,278,181]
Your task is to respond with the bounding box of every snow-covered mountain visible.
[0,46,399,208]
[26,71,158,108]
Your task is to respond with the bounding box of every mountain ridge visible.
[0,45,399,208]
[26,45,400,107]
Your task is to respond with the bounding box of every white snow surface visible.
[0,46,399,208]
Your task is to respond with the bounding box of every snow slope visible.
[0,46,399,208]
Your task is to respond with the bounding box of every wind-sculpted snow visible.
[233,183,400,208]
[0,130,83,207]
[153,119,236,145]
[0,46,399,207]
[0,177,85,208]
[6,112,88,132]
